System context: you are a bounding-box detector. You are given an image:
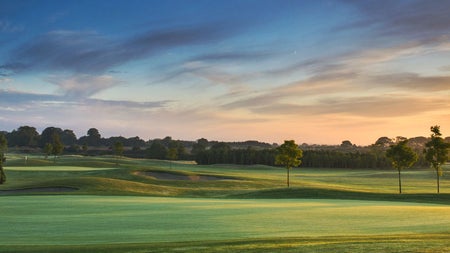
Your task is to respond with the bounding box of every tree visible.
[86,128,101,146]
[44,133,64,162]
[147,140,167,159]
[424,126,450,193]
[113,141,124,157]
[44,143,53,159]
[275,140,303,188]
[340,140,353,148]
[374,137,394,148]
[82,144,88,155]
[61,129,77,146]
[386,139,418,194]
[0,133,7,184]
[51,133,64,162]
[40,127,63,147]
[167,147,178,169]
[192,138,208,155]
[8,126,39,147]
[113,141,124,166]
[167,141,179,158]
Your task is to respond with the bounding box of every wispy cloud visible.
[0,77,12,83]
[192,51,275,63]
[220,67,450,118]
[45,74,122,98]
[0,89,169,110]
[0,22,244,75]
[342,0,450,42]
[369,72,450,92]
[243,95,448,118]
[0,89,57,105]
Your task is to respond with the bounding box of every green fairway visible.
[6,166,119,171]
[1,196,450,250]
[1,155,450,252]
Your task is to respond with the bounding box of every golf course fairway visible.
[1,157,449,252]
[1,196,450,251]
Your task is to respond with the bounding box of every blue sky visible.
[1,0,449,145]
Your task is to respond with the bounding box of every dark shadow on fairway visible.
[230,187,450,205]
[0,186,78,195]
[136,171,237,181]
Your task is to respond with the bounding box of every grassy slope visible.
[2,155,449,200]
[1,154,450,252]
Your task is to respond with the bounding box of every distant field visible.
[0,155,449,252]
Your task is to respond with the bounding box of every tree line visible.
[0,125,449,193]
[272,126,449,194]
[0,125,449,171]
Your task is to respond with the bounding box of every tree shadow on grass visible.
[230,187,450,205]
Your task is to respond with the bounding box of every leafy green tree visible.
[113,141,124,166]
[167,147,178,169]
[113,141,124,157]
[87,128,101,146]
[275,140,303,188]
[0,133,7,184]
[51,133,64,162]
[424,126,450,193]
[167,141,179,159]
[192,138,208,155]
[8,126,40,147]
[61,129,77,146]
[374,137,394,148]
[39,127,63,147]
[386,139,418,194]
[44,143,53,159]
[82,144,88,155]
[147,140,168,159]
[340,140,353,148]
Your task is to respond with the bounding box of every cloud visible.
[45,74,122,98]
[369,73,450,92]
[0,22,243,75]
[0,89,58,104]
[192,51,275,63]
[0,77,12,83]
[84,98,170,110]
[342,0,450,42]
[249,96,448,118]
[439,65,450,72]
[0,89,169,110]
[220,66,450,118]
[2,30,110,73]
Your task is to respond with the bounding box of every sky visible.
[0,0,449,145]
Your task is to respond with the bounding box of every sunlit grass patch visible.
[6,166,119,171]
[1,196,449,246]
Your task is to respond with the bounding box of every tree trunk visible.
[437,170,440,194]
[287,167,290,188]
[0,165,6,184]
[398,169,402,194]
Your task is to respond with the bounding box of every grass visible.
[3,235,450,253]
[1,154,450,252]
[1,196,450,251]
